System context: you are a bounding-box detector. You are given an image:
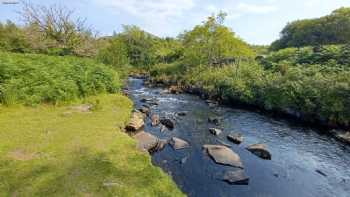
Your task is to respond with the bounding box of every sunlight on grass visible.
[0,94,184,197]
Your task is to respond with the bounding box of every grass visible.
[0,94,185,197]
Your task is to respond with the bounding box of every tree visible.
[97,37,129,68]
[19,1,96,56]
[181,12,254,67]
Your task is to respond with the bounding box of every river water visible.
[127,78,350,197]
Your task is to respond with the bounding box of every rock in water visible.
[336,132,350,144]
[170,137,190,150]
[160,118,175,130]
[227,133,244,144]
[208,117,221,125]
[125,112,144,133]
[151,114,160,126]
[209,128,222,136]
[139,107,150,115]
[223,170,249,185]
[203,145,244,168]
[133,132,159,152]
[246,144,272,160]
[177,111,187,116]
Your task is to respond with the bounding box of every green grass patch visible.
[0,94,184,197]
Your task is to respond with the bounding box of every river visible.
[127,78,350,197]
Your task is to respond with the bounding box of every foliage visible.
[271,7,350,50]
[97,37,129,69]
[0,94,185,196]
[0,21,30,53]
[0,52,120,105]
[181,12,255,67]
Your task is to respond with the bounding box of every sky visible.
[1,0,350,45]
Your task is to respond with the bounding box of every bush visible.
[0,52,120,105]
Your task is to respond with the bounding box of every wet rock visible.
[170,137,190,150]
[206,100,219,107]
[169,85,182,94]
[155,139,168,152]
[160,118,175,130]
[139,107,150,115]
[227,133,244,144]
[151,114,160,126]
[177,111,187,116]
[336,132,350,144]
[160,125,167,132]
[208,117,221,125]
[125,112,144,133]
[209,128,222,136]
[140,97,159,106]
[203,145,244,168]
[223,170,249,185]
[246,144,272,160]
[316,169,327,177]
[133,131,159,152]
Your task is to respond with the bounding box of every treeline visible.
[271,7,350,50]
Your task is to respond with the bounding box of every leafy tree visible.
[181,12,255,66]
[97,37,129,69]
[0,21,30,52]
[271,7,350,50]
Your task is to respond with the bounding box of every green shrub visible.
[0,52,120,105]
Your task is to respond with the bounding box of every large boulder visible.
[209,128,222,136]
[203,145,244,168]
[160,118,175,130]
[133,132,159,152]
[151,114,160,127]
[125,112,144,133]
[170,137,190,150]
[223,170,249,185]
[336,132,350,144]
[227,133,244,144]
[246,144,272,160]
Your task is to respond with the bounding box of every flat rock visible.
[336,132,350,144]
[203,145,244,168]
[151,114,160,126]
[223,170,249,185]
[246,144,272,160]
[125,112,144,132]
[160,118,175,130]
[134,132,159,152]
[209,128,222,136]
[170,137,190,150]
[227,133,244,144]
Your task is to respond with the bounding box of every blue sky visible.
[1,0,350,45]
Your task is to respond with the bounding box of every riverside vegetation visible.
[0,2,350,196]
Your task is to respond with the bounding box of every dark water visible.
[127,78,350,197]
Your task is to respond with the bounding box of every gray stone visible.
[160,118,175,130]
[246,144,272,160]
[133,132,159,152]
[336,132,350,144]
[151,114,160,126]
[227,133,244,144]
[203,145,244,168]
[125,112,144,132]
[223,170,249,185]
[170,137,190,150]
[209,128,222,136]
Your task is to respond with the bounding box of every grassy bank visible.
[0,94,184,196]
[150,57,350,128]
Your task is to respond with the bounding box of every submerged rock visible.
[177,111,187,116]
[125,112,144,133]
[209,128,222,136]
[203,145,244,168]
[133,131,159,152]
[169,85,182,94]
[246,144,272,160]
[160,118,175,130]
[227,133,244,144]
[208,117,222,125]
[223,170,249,185]
[151,114,160,126]
[170,137,190,150]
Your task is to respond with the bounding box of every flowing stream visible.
[127,78,350,197]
